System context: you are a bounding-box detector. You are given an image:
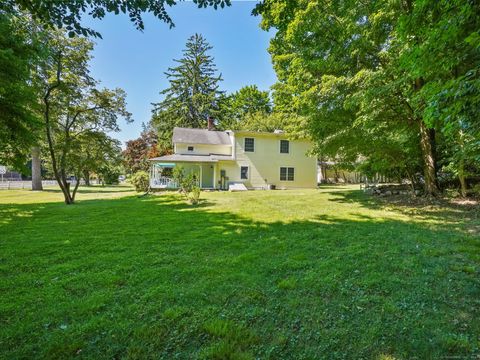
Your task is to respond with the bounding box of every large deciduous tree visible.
[2,0,231,38]
[254,0,480,195]
[219,85,272,130]
[39,32,131,204]
[151,33,224,148]
[0,11,41,169]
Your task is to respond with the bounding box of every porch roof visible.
[149,154,234,163]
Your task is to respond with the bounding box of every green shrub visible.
[471,183,480,198]
[188,185,201,205]
[173,166,201,204]
[99,166,121,185]
[130,171,149,192]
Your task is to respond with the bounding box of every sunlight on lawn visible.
[0,185,479,359]
[0,184,136,204]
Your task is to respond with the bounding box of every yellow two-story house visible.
[149,126,317,190]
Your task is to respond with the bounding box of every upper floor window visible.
[280,140,289,154]
[187,146,194,151]
[280,167,295,181]
[244,138,255,152]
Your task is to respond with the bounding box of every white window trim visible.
[243,137,255,153]
[279,166,295,181]
[279,139,290,154]
[240,165,250,180]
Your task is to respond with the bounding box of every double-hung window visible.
[280,140,289,154]
[240,166,249,180]
[244,138,255,152]
[280,167,294,181]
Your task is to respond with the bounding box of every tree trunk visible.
[31,146,43,191]
[43,54,74,205]
[419,120,440,196]
[405,168,416,194]
[413,77,439,196]
[459,158,467,197]
[83,170,90,186]
[71,174,81,202]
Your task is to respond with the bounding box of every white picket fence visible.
[0,179,99,190]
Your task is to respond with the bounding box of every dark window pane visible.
[280,140,289,153]
[244,138,255,152]
[241,166,249,179]
[287,167,295,181]
[187,146,194,151]
[280,167,287,181]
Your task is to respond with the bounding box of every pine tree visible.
[151,33,224,148]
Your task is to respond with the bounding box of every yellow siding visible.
[216,134,317,189]
[175,143,232,156]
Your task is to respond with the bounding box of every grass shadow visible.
[324,188,480,231]
[42,186,134,194]
[0,191,479,359]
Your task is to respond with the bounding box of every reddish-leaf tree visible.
[123,130,167,174]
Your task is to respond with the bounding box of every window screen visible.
[280,140,289,153]
[244,138,255,152]
[280,167,294,181]
[240,166,249,179]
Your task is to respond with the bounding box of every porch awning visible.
[149,154,234,163]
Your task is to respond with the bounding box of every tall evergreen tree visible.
[151,33,223,148]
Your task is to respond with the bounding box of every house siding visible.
[216,134,317,189]
[176,143,232,156]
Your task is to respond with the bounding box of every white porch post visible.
[213,163,217,189]
[150,163,153,186]
[198,164,202,189]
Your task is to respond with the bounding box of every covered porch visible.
[149,155,225,190]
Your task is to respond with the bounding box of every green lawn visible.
[1,185,479,359]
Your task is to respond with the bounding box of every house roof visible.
[149,154,234,163]
[172,127,231,145]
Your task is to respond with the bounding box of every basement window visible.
[240,166,249,180]
[187,146,194,151]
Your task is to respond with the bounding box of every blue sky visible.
[85,1,276,146]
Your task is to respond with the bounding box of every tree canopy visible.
[254,0,480,195]
[0,12,41,169]
[39,31,131,203]
[219,85,272,130]
[123,128,163,175]
[2,0,231,38]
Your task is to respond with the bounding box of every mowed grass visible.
[0,185,479,359]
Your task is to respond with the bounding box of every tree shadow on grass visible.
[0,193,479,359]
[324,188,480,231]
[42,186,134,194]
